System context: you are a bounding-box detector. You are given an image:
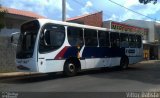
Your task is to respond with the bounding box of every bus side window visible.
[137,35,142,48]
[98,31,110,47]
[129,34,136,48]
[110,32,120,48]
[120,33,129,48]
[67,27,84,46]
[84,29,98,47]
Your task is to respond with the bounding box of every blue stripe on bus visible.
[63,47,78,58]
[82,47,125,58]
[61,47,126,59]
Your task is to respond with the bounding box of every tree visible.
[0,4,7,30]
[139,0,157,4]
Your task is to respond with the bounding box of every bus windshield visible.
[16,20,40,59]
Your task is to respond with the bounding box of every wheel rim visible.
[68,63,75,72]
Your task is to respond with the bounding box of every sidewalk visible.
[0,72,38,79]
[139,60,160,64]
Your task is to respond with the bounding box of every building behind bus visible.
[0,7,160,70]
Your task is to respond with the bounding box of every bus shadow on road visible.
[77,66,143,78]
[0,73,66,84]
[0,66,141,84]
[89,65,160,85]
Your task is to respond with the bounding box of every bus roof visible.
[38,19,107,30]
[37,19,141,36]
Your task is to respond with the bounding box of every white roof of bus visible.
[38,19,107,31]
[37,19,141,36]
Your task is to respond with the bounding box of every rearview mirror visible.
[43,29,51,46]
[10,32,20,48]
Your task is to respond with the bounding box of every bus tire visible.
[63,60,77,77]
[120,56,129,69]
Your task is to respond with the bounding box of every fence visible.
[0,36,17,73]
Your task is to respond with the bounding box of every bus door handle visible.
[39,58,45,59]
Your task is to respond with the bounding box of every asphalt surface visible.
[0,60,160,92]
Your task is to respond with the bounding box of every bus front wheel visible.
[63,60,77,77]
[120,57,129,69]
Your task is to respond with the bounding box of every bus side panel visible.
[45,60,65,73]
[82,47,125,68]
[43,46,85,72]
[38,58,47,73]
[85,58,96,69]
[38,45,69,73]
[42,46,126,72]
[129,56,143,64]
[80,60,86,69]
[94,58,107,68]
[83,57,121,69]
[83,58,108,69]
[110,57,121,67]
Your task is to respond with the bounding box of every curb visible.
[139,60,160,64]
[0,72,39,79]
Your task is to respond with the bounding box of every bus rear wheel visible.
[63,60,77,77]
[120,57,129,69]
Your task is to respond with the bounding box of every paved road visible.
[0,60,160,92]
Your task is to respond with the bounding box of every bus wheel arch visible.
[63,57,81,76]
[120,55,129,69]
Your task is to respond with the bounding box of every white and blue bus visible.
[16,19,143,76]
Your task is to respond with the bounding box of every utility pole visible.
[62,0,66,21]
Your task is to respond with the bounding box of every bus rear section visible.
[125,34,143,64]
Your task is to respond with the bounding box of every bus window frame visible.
[39,23,66,53]
[129,34,137,48]
[137,35,142,48]
[67,26,84,47]
[84,28,98,47]
[110,32,120,48]
[120,33,129,48]
[98,30,110,47]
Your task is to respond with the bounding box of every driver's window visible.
[39,24,65,53]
